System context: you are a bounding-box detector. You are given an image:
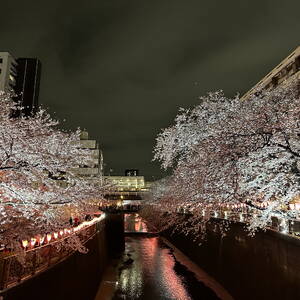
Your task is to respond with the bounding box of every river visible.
[111,214,232,300]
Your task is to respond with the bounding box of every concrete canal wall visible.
[1,214,125,300]
[165,221,300,300]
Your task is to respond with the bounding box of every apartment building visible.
[14,58,41,116]
[0,52,17,92]
[241,46,300,101]
[0,52,41,116]
[71,131,103,178]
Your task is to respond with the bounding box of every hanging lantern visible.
[30,238,37,247]
[40,235,45,245]
[46,234,52,242]
[22,240,28,248]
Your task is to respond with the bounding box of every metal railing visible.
[0,214,105,291]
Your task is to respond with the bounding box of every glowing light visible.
[280,219,289,234]
[22,240,28,248]
[224,211,228,219]
[289,203,295,210]
[46,234,52,242]
[30,238,37,247]
[290,202,300,210]
[20,214,106,251]
[239,213,244,222]
[40,236,45,245]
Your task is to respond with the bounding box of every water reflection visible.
[113,236,220,300]
[124,213,148,233]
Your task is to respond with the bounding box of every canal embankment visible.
[164,220,300,300]
[0,214,122,300]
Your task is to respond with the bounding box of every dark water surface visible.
[112,214,229,300]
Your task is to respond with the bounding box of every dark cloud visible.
[0,0,299,179]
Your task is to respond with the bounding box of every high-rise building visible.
[0,52,17,92]
[14,58,41,116]
[0,53,41,117]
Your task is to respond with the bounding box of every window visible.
[0,69,1,74]
[0,58,2,63]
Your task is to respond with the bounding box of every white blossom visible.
[0,92,106,249]
[147,78,300,235]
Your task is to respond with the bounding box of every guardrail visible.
[0,214,106,292]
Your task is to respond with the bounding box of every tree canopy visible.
[0,92,104,249]
[148,78,300,234]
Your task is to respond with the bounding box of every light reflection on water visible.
[113,214,221,300]
[124,213,148,233]
[115,237,194,300]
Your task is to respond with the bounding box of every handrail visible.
[0,213,106,291]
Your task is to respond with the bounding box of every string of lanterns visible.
[21,213,106,250]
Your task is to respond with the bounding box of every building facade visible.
[0,52,42,117]
[241,46,300,101]
[71,131,103,179]
[0,52,17,92]
[103,174,151,201]
[14,58,41,116]
[104,175,145,192]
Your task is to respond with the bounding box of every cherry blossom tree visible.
[145,77,300,235]
[0,92,105,250]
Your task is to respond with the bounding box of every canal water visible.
[111,214,232,300]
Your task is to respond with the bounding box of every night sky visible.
[1,1,299,179]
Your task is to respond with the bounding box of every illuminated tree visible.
[147,78,300,235]
[0,92,104,250]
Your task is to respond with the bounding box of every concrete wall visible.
[1,222,109,300]
[105,213,125,255]
[165,221,300,300]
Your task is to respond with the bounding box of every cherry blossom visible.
[147,77,300,235]
[0,92,105,250]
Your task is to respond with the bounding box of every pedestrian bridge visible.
[99,202,142,213]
